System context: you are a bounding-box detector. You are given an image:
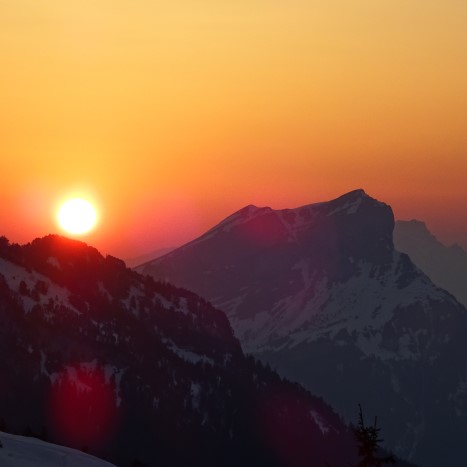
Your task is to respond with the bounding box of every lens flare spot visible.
[48,365,118,450]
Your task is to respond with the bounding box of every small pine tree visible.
[353,404,395,467]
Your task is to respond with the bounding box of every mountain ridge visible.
[394,219,467,307]
[0,233,358,467]
[138,190,467,467]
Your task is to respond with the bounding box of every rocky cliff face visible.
[0,234,356,467]
[139,190,467,467]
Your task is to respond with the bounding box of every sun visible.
[57,198,97,235]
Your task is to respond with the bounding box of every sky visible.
[1,0,466,259]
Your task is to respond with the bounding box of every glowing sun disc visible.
[57,198,97,235]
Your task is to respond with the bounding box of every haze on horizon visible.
[1,0,466,258]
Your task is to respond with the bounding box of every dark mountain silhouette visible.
[0,234,358,467]
[138,189,467,467]
[394,219,467,307]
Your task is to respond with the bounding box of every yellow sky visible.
[1,1,466,257]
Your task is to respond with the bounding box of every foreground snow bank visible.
[0,431,116,467]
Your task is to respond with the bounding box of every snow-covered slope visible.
[0,431,115,467]
[138,189,467,467]
[394,219,467,307]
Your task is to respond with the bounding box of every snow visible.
[220,251,452,359]
[153,293,172,310]
[46,257,61,270]
[52,366,92,393]
[97,282,111,302]
[120,285,146,315]
[327,196,362,216]
[309,409,331,435]
[209,205,270,234]
[177,297,190,315]
[103,365,125,407]
[41,358,125,407]
[40,352,51,379]
[164,339,214,366]
[0,431,116,467]
[0,258,80,315]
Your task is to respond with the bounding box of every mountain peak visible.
[140,190,395,268]
[206,189,387,237]
[394,220,467,307]
[397,219,429,233]
[235,204,270,218]
[136,192,467,467]
[327,189,387,210]
[203,204,272,236]
[338,188,368,198]
[394,220,437,246]
[139,189,396,305]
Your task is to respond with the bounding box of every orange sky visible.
[1,1,466,259]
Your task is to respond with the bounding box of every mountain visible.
[0,234,358,467]
[138,189,467,467]
[0,431,115,467]
[394,219,467,307]
[125,247,175,268]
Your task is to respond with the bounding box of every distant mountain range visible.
[0,430,116,467]
[138,189,467,467]
[0,234,359,467]
[394,219,467,308]
[125,247,175,269]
